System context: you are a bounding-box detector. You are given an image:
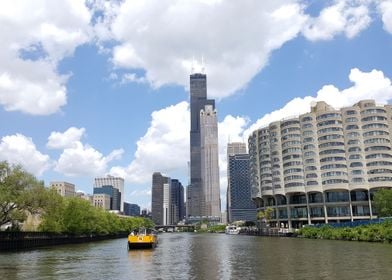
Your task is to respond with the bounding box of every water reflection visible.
[1,233,392,280]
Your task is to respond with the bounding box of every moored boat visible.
[128,228,158,249]
[225,225,240,235]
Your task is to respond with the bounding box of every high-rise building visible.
[152,172,165,225]
[151,172,185,225]
[249,99,392,229]
[226,142,247,221]
[124,202,141,216]
[188,72,220,218]
[50,181,75,197]
[151,172,171,225]
[170,179,185,224]
[200,104,221,217]
[227,152,257,223]
[93,185,121,211]
[94,176,124,212]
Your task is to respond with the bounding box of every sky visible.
[1,0,392,211]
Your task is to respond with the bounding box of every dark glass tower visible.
[170,179,185,223]
[228,154,257,222]
[188,73,215,217]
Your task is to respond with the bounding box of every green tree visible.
[38,189,65,233]
[62,197,98,235]
[374,189,392,217]
[257,207,274,223]
[0,161,46,228]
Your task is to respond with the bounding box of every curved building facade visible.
[249,100,392,229]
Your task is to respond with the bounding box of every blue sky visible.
[1,0,392,210]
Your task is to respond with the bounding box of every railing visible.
[245,227,295,237]
[0,231,128,251]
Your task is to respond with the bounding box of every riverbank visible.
[298,220,392,243]
[0,231,128,251]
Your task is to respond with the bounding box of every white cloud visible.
[302,0,371,40]
[49,126,124,177]
[110,101,190,183]
[55,142,124,177]
[0,0,92,115]
[379,0,392,34]
[120,73,146,85]
[217,115,249,210]
[47,127,86,149]
[0,134,51,176]
[97,0,308,99]
[244,68,392,136]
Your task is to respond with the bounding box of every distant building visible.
[151,172,185,225]
[94,176,125,212]
[227,151,257,222]
[80,194,93,204]
[170,179,185,224]
[227,142,247,222]
[93,193,110,210]
[124,202,141,216]
[141,209,151,219]
[152,172,167,225]
[221,211,228,224]
[93,185,121,211]
[50,181,75,197]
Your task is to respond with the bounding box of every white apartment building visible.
[249,100,392,229]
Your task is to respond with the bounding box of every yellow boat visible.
[128,228,158,249]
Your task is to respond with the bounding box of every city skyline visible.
[1,1,392,210]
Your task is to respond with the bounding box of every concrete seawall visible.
[0,231,128,251]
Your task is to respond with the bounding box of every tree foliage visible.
[39,194,154,235]
[0,161,154,234]
[257,207,274,222]
[374,189,392,217]
[0,161,46,228]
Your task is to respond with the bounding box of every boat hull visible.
[128,233,157,250]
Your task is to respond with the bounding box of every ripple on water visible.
[1,234,392,280]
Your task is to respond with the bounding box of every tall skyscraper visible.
[188,72,220,218]
[200,105,221,217]
[94,175,125,212]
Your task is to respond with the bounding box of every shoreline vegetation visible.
[298,220,392,243]
[1,161,153,237]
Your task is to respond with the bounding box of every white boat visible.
[225,225,240,235]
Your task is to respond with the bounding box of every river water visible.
[0,233,391,280]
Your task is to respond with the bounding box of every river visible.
[0,233,391,279]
